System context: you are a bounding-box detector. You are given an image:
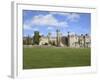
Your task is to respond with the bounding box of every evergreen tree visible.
[33,31,40,45]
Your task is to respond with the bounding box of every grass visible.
[23,47,91,69]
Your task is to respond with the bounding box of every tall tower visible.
[83,35,85,48]
[56,29,60,47]
[67,32,70,47]
[48,32,51,44]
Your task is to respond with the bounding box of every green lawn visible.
[23,47,91,69]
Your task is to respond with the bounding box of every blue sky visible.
[23,10,91,37]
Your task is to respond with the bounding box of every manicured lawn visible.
[23,47,91,69]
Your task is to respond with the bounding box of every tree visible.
[27,35,30,45]
[33,31,40,45]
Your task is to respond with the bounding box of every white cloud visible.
[67,13,80,22]
[50,12,70,16]
[23,13,69,31]
[23,24,32,30]
[33,27,39,31]
[23,23,39,32]
[50,12,80,22]
[47,27,53,30]
[58,22,68,28]
[32,14,57,26]
[23,12,80,31]
[31,14,68,27]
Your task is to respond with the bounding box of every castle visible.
[39,32,91,48]
[23,31,91,48]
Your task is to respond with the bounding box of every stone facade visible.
[39,36,49,45]
[38,33,91,48]
[68,34,91,48]
[23,32,91,48]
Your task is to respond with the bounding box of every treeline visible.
[23,31,41,45]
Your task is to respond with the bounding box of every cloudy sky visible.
[23,10,91,37]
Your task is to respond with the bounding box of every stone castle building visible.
[39,32,90,48]
[67,33,90,48]
[23,31,91,48]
